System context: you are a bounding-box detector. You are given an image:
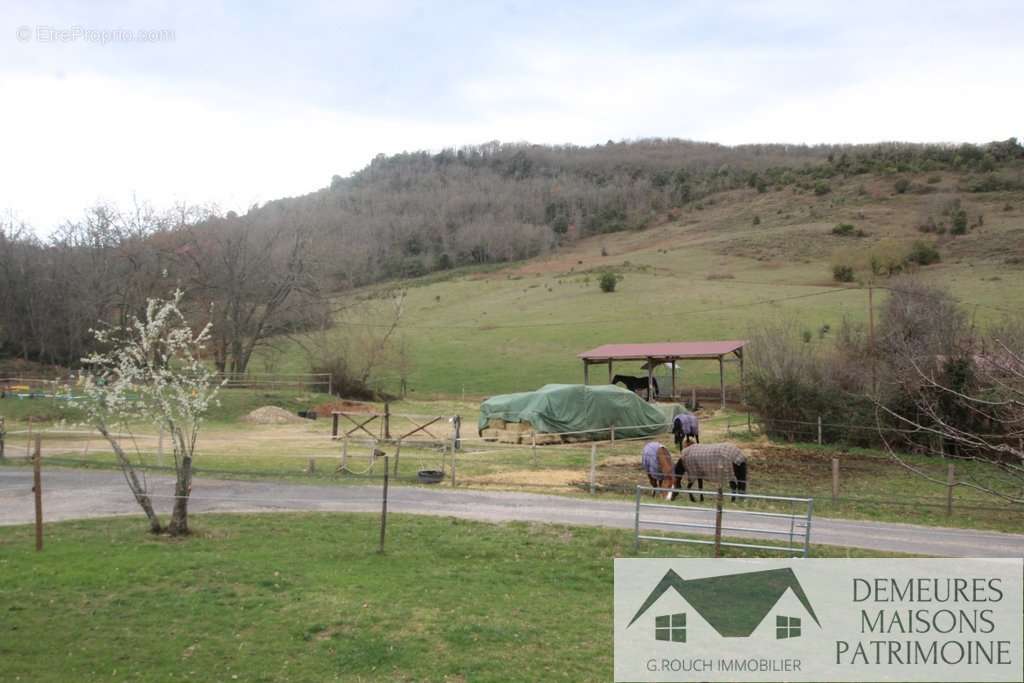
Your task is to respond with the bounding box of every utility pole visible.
[868,284,877,395]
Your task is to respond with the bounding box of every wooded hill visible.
[1,137,1022,371]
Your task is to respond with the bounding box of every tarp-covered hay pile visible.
[478,384,677,444]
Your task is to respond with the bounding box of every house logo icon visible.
[627,567,820,643]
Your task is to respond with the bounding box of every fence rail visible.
[633,485,814,557]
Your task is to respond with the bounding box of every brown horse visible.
[642,442,679,500]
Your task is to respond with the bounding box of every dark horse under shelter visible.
[613,374,659,400]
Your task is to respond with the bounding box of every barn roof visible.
[578,340,745,361]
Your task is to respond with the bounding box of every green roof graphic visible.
[627,568,820,637]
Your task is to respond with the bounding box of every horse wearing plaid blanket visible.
[674,443,748,503]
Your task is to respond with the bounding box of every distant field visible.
[260,173,1024,396]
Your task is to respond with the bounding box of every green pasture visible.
[0,513,903,682]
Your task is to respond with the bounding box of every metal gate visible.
[633,486,814,557]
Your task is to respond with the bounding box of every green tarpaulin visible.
[478,384,671,439]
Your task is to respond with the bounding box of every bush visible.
[951,209,969,235]
[894,178,911,194]
[813,181,831,196]
[906,241,941,266]
[831,223,858,237]
[598,271,618,293]
[832,264,855,282]
[752,214,760,225]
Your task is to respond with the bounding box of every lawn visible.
[0,513,899,682]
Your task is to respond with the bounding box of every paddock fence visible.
[633,485,814,557]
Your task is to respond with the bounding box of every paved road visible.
[2,467,1022,556]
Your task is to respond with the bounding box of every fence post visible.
[392,439,402,476]
[331,413,339,439]
[453,415,461,451]
[746,412,751,435]
[589,444,597,495]
[946,463,956,516]
[0,416,5,460]
[831,457,839,503]
[817,416,823,445]
[610,425,616,444]
[339,437,349,472]
[384,402,391,440]
[713,486,724,558]
[531,432,537,468]
[690,387,696,411]
[308,458,316,475]
[633,486,642,552]
[33,435,43,552]
[450,438,457,487]
[378,455,389,553]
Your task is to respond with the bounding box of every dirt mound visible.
[241,406,307,425]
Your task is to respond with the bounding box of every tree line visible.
[1,137,1021,371]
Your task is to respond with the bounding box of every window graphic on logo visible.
[776,615,801,639]
[628,568,820,641]
[655,613,686,643]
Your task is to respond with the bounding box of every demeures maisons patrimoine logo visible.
[627,567,821,642]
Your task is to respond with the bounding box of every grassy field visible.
[257,173,1024,396]
[0,513,902,682]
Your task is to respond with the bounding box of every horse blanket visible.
[671,412,699,448]
[679,443,746,485]
[642,441,671,481]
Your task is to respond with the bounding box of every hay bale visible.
[487,418,507,430]
[241,406,307,425]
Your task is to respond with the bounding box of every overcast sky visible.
[2,1,1021,232]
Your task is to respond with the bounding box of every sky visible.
[1,1,1022,233]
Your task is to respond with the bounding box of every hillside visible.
[264,165,1024,396]
[2,138,1022,385]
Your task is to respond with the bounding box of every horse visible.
[674,443,748,503]
[671,412,699,449]
[641,441,677,500]
[613,374,659,400]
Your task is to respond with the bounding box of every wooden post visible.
[453,415,461,451]
[340,436,349,471]
[608,360,613,384]
[0,416,5,460]
[331,412,339,438]
[747,412,752,434]
[713,485,724,558]
[589,444,597,495]
[383,402,391,440]
[531,432,537,468]
[392,440,402,476]
[719,356,725,409]
[817,416,823,445]
[868,285,877,395]
[378,455,389,553]
[583,361,589,385]
[610,425,616,444]
[308,458,316,475]
[450,437,457,487]
[738,349,745,405]
[946,463,955,516]
[831,457,839,503]
[690,387,696,411]
[646,358,654,402]
[33,435,42,552]
[670,361,676,400]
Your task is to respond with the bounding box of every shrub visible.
[801,330,813,344]
[906,241,941,266]
[832,264,855,282]
[813,181,831,196]
[832,223,857,236]
[927,174,942,184]
[598,271,618,293]
[752,214,761,225]
[894,178,911,194]
[951,209,969,235]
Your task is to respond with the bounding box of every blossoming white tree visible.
[81,290,220,535]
